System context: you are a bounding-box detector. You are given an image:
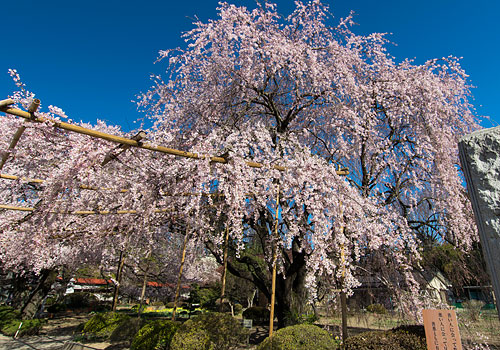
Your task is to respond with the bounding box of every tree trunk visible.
[8,273,30,309]
[275,257,308,329]
[20,269,57,319]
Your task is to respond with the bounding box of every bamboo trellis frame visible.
[0,99,39,171]
[0,99,349,175]
[1,98,352,326]
[0,204,176,215]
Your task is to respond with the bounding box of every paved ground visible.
[0,334,70,349]
[0,315,113,350]
[0,334,112,350]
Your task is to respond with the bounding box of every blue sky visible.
[1,0,499,131]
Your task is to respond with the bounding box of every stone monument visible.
[459,126,500,319]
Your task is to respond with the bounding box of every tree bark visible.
[20,269,57,319]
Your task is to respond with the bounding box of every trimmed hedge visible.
[257,324,339,350]
[391,325,426,339]
[0,318,45,337]
[366,304,387,314]
[0,305,45,337]
[242,306,270,325]
[344,330,426,350]
[82,312,131,340]
[131,320,180,350]
[171,312,248,350]
[170,326,214,350]
[110,317,148,343]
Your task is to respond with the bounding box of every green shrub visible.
[110,317,147,343]
[47,303,67,314]
[166,301,186,308]
[0,318,46,337]
[391,325,426,339]
[82,312,131,340]
[242,306,270,325]
[170,312,248,350]
[65,292,98,309]
[344,330,426,350]
[462,299,485,321]
[170,326,214,350]
[0,307,46,337]
[44,296,57,306]
[131,304,146,313]
[0,305,21,324]
[130,320,180,350]
[284,309,318,326]
[257,324,338,350]
[366,304,387,315]
[233,303,243,315]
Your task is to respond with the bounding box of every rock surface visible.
[459,126,500,318]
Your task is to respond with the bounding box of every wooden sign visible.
[423,309,462,350]
[242,318,253,329]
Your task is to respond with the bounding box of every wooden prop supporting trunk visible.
[340,242,348,341]
[112,250,125,312]
[138,269,149,318]
[219,227,230,312]
[269,184,280,338]
[172,226,189,321]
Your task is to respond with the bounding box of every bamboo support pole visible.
[0,172,219,196]
[269,183,280,338]
[0,99,40,171]
[138,270,148,318]
[138,254,151,318]
[338,194,348,341]
[0,203,177,215]
[0,103,349,176]
[0,99,15,108]
[219,227,230,312]
[112,250,125,312]
[340,242,348,342]
[0,173,45,183]
[172,225,189,321]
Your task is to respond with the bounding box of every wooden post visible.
[172,225,189,321]
[340,243,348,342]
[219,227,230,312]
[338,190,349,342]
[138,268,149,318]
[138,252,151,318]
[269,184,280,338]
[112,250,125,312]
